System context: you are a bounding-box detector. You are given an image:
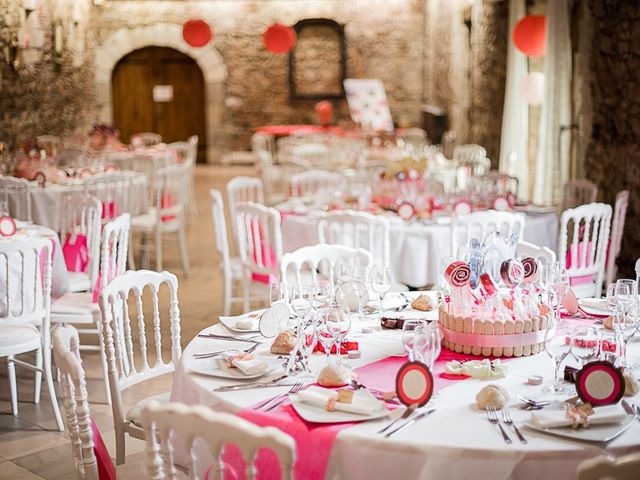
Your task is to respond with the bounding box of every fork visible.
[264,381,305,411]
[198,333,261,343]
[193,343,259,359]
[502,407,527,444]
[253,380,303,411]
[632,403,640,422]
[377,403,417,434]
[486,406,512,444]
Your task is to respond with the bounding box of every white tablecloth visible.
[281,212,558,287]
[170,292,640,480]
[5,172,148,231]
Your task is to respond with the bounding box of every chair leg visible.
[242,276,250,312]
[34,347,42,404]
[155,231,163,272]
[178,225,190,276]
[43,347,64,431]
[7,355,18,416]
[115,425,126,465]
[223,276,232,316]
[96,326,111,405]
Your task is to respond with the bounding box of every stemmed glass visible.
[371,265,392,313]
[402,319,427,361]
[606,283,618,313]
[413,322,442,369]
[613,279,637,368]
[572,326,600,366]
[270,282,285,306]
[325,305,351,365]
[544,322,574,394]
[311,281,332,310]
[290,285,312,319]
[298,310,318,379]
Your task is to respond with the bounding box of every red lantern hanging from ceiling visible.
[513,15,546,57]
[263,23,296,54]
[183,19,213,48]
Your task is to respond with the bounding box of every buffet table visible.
[281,211,558,287]
[170,292,640,480]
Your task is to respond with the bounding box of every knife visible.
[384,408,436,437]
[212,375,289,392]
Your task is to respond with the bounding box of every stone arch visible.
[94,24,228,163]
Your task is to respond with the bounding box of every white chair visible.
[131,132,162,147]
[209,190,267,315]
[516,240,556,267]
[84,172,132,222]
[0,236,64,430]
[561,179,598,212]
[453,144,490,175]
[450,210,526,259]
[51,213,131,405]
[0,176,33,222]
[280,244,372,291]
[59,193,103,293]
[130,162,190,275]
[251,131,276,159]
[577,452,640,480]
[605,190,629,285]
[290,170,347,197]
[100,269,182,465]
[235,202,282,310]
[481,171,519,198]
[558,202,612,298]
[227,176,265,241]
[141,401,296,480]
[256,150,307,206]
[397,128,428,148]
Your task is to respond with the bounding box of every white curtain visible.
[499,0,529,201]
[532,0,572,205]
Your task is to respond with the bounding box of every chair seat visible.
[126,391,171,428]
[51,292,100,323]
[131,207,181,232]
[0,325,41,357]
[68,272,92,293]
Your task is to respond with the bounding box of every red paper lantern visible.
[263,23,296,54]
[183,19,212,48]
[315,100,333,126]
[513,16,546,57]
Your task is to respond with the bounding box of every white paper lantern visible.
[518,72,545,105]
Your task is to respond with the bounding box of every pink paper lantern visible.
[263,23,296,54]
[183,19,213,48]
[518,72,545,105]
[513,16,546,57]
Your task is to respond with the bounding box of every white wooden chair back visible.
[99,270,181,424]
[318,210,390,269]
[562,179,598,211]
[166,141,190,163]
[577,452,640,480]
[516,241,556,268]
[209,189,232,282]
[152,163,190,224]
[60,193,103,290]
[228,177,265,238]
[451,210,526,259]
[84,172,132,219]
[0,176,33,222]
[187,135,198,162]
[453,144,490,175]
[98,213,131,294]
[235,202,282,278]
[558,202,612,298]
[481,171,519,198]
[251,132,276,158]
[281,244,371,291]
[131,132,162,147]
[290,170,346,197]
[52,325,99,480]
[0,236,51,326]
[141,401,296,480]
[605,190,629,285]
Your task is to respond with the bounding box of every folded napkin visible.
[445,359,507,379]
[580,297,608,311]
[531,403,626,429]
[297,386,383,416]
[220,352,268,376]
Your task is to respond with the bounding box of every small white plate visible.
[188,356,282,380]
[219,311,263,333]
[291,389,390,424]
[525,414,635,443]
[579,298,609,316]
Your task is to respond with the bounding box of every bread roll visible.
[317,364,353,387]
[270,330,297,355]
[475,384,509,410]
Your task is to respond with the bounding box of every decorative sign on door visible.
[152,85,174,103]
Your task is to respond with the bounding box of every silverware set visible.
[501,407,527,444]
[486,406,512,444]
[621,399,640,422]
[252,380,305,412]
[384,408,436,437]
[193,342,259,359]
[377,403,417,434]
[212,374,291,392]
[517,395,551,410]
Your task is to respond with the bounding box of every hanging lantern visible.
[183,19,213,48]
[518,72,545,105]
[263,23,296,54]
[513,16,546,57]
[315,101,333,126]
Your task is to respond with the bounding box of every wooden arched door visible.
[112,47,206,163]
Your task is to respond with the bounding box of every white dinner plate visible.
[291,389,390,424]
[188,356,282,380]
[219,310,264,333]
[525,414,635,443]
[578,298,609,316]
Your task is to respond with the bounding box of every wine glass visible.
[270,282,285,306]
[613,280,637,367]
[317,306,344,364]
[402,319,427,361]
[298,310,318,378]
[572,326,600,366]
[311,280,332,310]
[335,280,367,317]
[606,283,618,313]
[290,285,312,319]
[413,323,441,369]
[371,265,392,313]
[544,321,573,394]
[327,305,351,365]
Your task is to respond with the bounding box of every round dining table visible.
[170,291,640,480]
[280,210,558,287]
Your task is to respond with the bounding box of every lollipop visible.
[445,261,471,287]
[521,257,539,283]
[500,259,524,288]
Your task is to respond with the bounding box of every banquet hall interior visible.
[0,0,639,479]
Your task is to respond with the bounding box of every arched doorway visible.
[112,47,206,162]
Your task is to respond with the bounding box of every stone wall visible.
[584,0,640,278]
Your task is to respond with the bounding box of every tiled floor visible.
[0,164,259,478]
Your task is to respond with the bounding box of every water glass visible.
[371,265,392,312]
[544,322,573,394]
[270,282,285,306]
[402,319,427,362]
[311,281,332,310]
[606,283,617,313]
[290,285,312,318]
[572,326,600,366]
[413,322,442,369]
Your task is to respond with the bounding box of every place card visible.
[395,361,433,407]
[575,361,625,406]
[259,302,289,338]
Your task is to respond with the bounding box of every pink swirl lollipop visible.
[521,257,539,283]
[445,261,471,287]
[500,259,524,287]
